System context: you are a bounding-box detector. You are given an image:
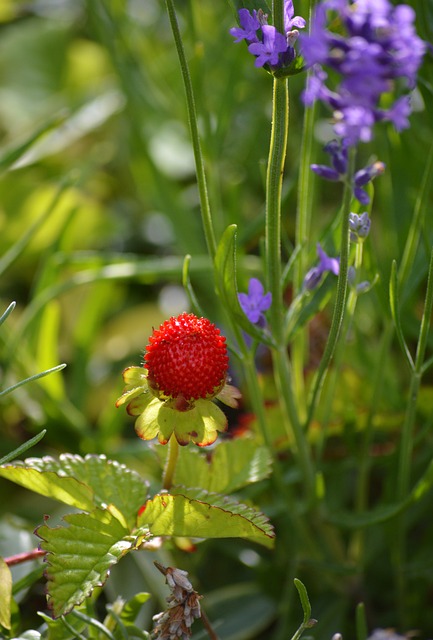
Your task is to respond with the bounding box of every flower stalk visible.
[305,146,356,432]
[265,75,316,503]
[165,0,216,260]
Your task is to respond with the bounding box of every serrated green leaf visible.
[0,455,148,529]
[36,508,145,618]
[0,557,12,629]
[172,437,272,493]
[137,490,275,548]
[215,225,275,347]
[0,465,94,512]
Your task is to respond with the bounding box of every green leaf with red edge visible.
[36,508,150,618]
[0,454,149,529]
[137,489,275,548]
[171,436,272,493]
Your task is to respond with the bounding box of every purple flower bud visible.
[349,212,371,242]
[303,244,339,290]
[310,164,340,181]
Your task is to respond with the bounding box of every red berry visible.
[144,313,229,403]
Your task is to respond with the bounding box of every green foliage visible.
[0,0,433,637]
[172,437,272,493]
[0,453,273,619]
[138,489,275,549]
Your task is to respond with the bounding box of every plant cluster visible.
[0,1,432,639]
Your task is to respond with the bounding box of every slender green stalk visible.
[265,77,316,503]
[392,248,433,623]
[163,434,180,490]
[349,323,393,565]
[273,0,284,33]
[292,1,316,421]
[266,77,288,343]
[398,139,433,294]
[165,0,216,260]
[305,147,356,432]
[397,247,433,500]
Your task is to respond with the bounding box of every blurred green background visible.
[1,0,433,637]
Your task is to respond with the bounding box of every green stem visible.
[163,434,180,490]
[397,247,433,500]
[266,77,287,343]
[165,0,217,260]
[292,2,317,421]
[265,77,316,502]
[393,248,433,624]
[305,146,356,432]
[349,323,393,565]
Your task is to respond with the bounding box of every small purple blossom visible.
[248,25,289,67]
[230,1,306,70]
[238,278,272,327]
[353,161,385,204]
[229,8,260,44]
[300,0,426,145]
[304,244,340,290]
[311,139,385,205]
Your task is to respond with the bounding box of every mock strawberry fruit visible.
[116,313,241,447]
[145,313,229,403]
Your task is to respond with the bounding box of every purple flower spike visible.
[238,278,272,327]
[304,244,339,290]
[300,0,426,145]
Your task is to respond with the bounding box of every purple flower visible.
[284,0,306,33]
[353,160,385,204]
[300,0,426,145]
[248,25,289,67]
[304,244,340,290]
[229,8,260,44]
[230,2,306,71]
[311,139,385,205]
[238,278,272,327]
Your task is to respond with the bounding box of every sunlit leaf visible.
[36,509,147,618]
[0,557,12,630]
[137,489,275,548]
[0,455,148,529]
[172,437,272,493]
